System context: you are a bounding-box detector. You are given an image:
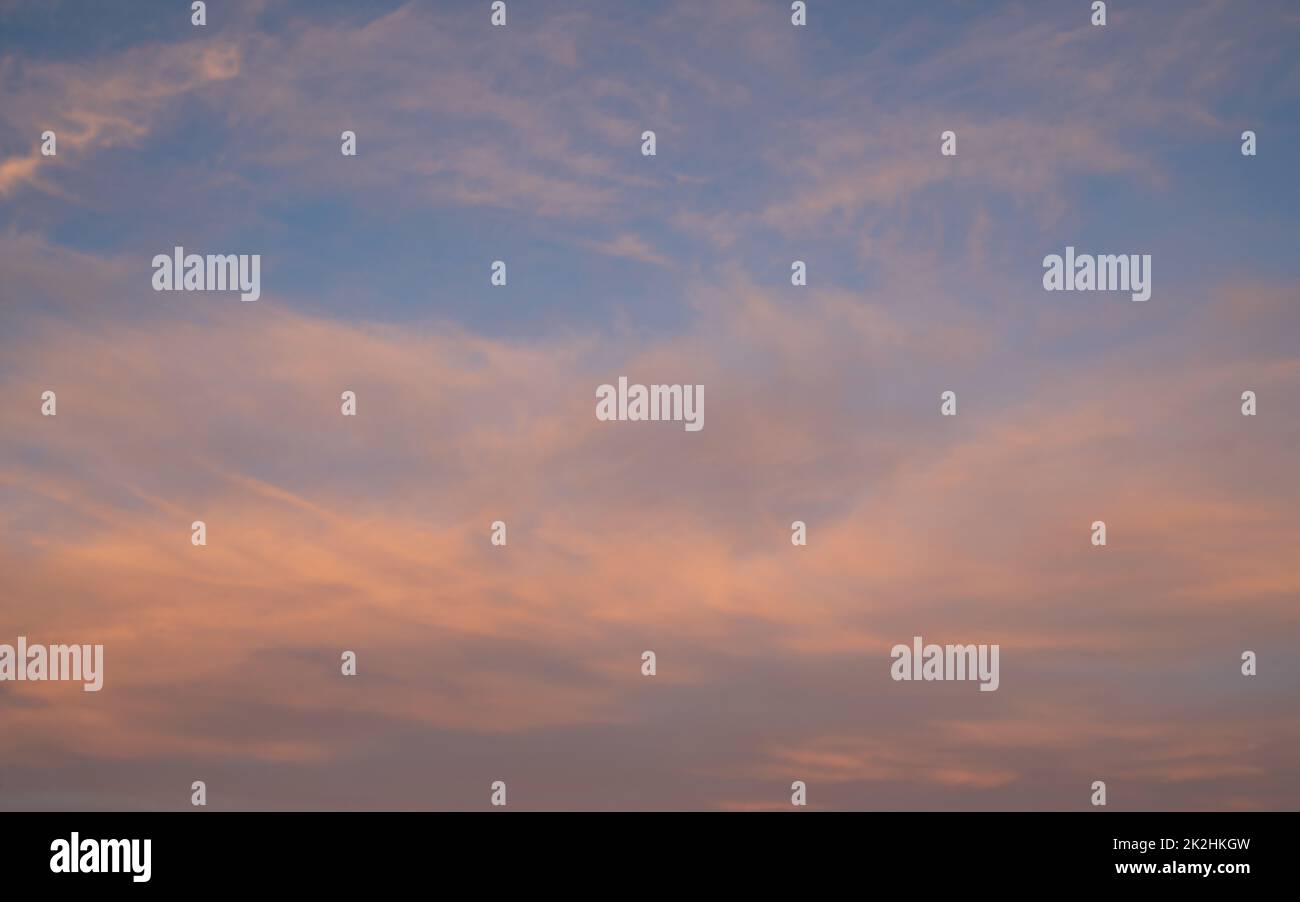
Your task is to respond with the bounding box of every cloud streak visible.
[1,0,1297,810]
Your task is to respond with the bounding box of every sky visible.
[1,0,1298,810]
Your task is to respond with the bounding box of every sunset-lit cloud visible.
[0,0,1297,810]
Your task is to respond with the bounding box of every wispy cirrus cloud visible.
[2,224,1297,807]
[1,0,1298,810]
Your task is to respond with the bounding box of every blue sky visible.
[1,0,1298,810]
[4,0,1297,341]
